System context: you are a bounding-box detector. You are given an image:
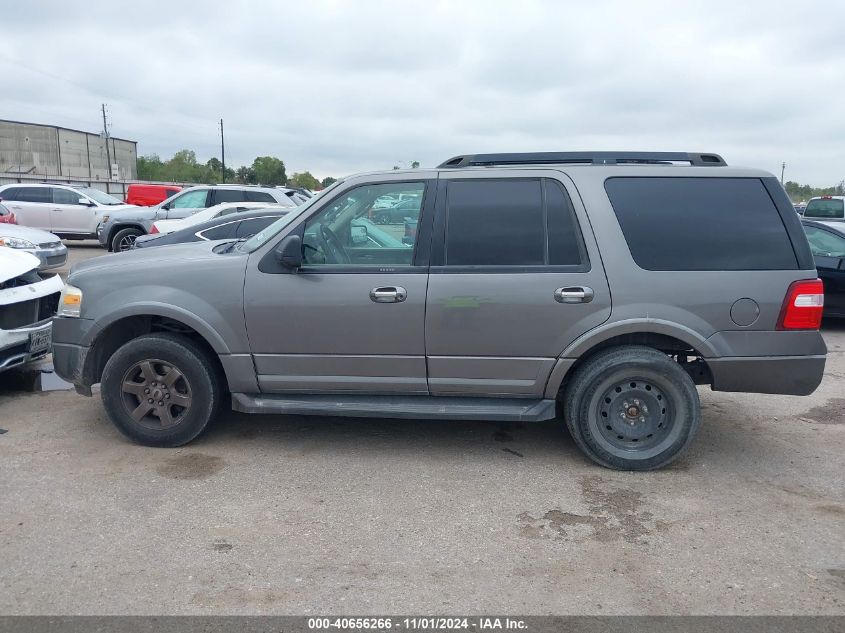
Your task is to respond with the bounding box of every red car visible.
[0,202,16,224]
[125,183,182,207]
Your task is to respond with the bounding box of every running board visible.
[231,393,557,422]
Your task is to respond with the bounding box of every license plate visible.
[28,327,51,355]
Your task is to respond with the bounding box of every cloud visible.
[1,0,843,184]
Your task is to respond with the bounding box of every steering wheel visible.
[319,223,350,264]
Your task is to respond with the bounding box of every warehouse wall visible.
[0,119,137,181]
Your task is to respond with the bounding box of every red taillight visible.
[777,279,824,330]
[150,225,159,234]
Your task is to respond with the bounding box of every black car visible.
[371,197,421,224]
[134,209,289,248]
[802,219,845,318]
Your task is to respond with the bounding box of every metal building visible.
[0,119,137,181]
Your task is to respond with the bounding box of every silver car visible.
[0,222,67,270]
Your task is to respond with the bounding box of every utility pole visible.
[102,104,112,180]
[219,118,225,183]
[781,161,786,185]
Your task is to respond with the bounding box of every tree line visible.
[785,180,845,203]
[137,150,337,190]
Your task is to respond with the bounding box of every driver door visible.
[243,178,433,394]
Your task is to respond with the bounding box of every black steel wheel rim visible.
[120,359,193,430]
[590,375,681,457]
[117,234,137,251]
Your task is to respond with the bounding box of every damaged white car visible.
[0,248,64,372]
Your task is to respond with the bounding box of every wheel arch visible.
[543,320,716,399]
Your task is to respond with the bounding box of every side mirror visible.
[275,234,302,269]
[351,224,368,245]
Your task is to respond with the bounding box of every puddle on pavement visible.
[0,361,72,394]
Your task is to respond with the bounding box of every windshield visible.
[804,198,844,219]
[74,187,124,205]
[240,180,344,252]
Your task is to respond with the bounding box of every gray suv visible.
[52,152,827,470]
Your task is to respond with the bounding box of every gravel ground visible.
[0,243,842,615]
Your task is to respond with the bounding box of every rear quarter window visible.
[605,177,798,271]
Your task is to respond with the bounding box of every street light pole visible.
[781,161,786,185]
[219,119,225,183]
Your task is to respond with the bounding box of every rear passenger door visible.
[425,172,611,397]
[2,187,52,230]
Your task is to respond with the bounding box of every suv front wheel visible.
[100,333,222,447]
[111,227,143,252]
[562,345,701,471]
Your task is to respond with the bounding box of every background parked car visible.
[371,197,422,224]
[0,183,136,239]
[0,202,16,224]
[802,219,845,318]
[0,224,67,270]
[148,201,290,236]
[803,195,844,220]
[125,184,182,207]
[98,184,299,252]
[134,208,290,248]
[0,248,63,373]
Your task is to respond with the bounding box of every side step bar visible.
[231,393,557,422]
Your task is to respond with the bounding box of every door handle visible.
[52,208,62,212]
[370,286,407,303]
[555,286,594,304]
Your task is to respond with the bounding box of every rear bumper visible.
[707,355,826,396]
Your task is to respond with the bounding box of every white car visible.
[0,223,68,270]
[0,248,64,372]
[148,201,290,236]
[0,183,137,239]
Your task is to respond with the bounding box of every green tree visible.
[137,154,165,181]
[411,161,420,168]
[252,156,287,186]
[321,176,337,188]
[236,166,255,184]
[289,171,320,190]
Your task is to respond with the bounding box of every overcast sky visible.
[3,1,843,184]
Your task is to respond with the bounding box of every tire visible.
[562,345,700,471]
[100,333,222,447]
[111,227,143,252]
[374,213,389,224]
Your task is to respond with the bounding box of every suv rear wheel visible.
[101,333,222,447]
[562,345,700,471]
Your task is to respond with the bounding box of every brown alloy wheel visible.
[120,359,192,430]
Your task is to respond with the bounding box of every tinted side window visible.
[53,188,83,205]
[214,189,249,204]
[15,187,52,203]
[0,187,21,201]
[804,226,845,257]
[545,179,583,266]
[446,180,544,266]
[605,177,798,271]
[198,222,237,241]
[235,216,280,238]
[246,191,275,203]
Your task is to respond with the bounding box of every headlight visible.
[58,284,83,318]
[0,236,36,249]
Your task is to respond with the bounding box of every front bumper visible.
[97,223,109,248]
[51,316,96,394]
[24,244,68,271]
[0,318,53,372]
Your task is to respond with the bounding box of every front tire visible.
[100,333,222,447]
[562,345,700,471]
[111,227,143,252]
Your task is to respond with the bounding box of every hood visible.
[69,238,234,279]
[0,247,39,282]
[0,224,61,244]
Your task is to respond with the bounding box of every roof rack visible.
[438,152,727,168]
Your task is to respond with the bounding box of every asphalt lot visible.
[0,242,843,615]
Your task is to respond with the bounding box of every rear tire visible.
[101,333,222,447]
[111,227,143,252]
[562,345,700,471]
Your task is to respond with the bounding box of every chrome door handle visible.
[555,286,594,304]
[370,286,407,303]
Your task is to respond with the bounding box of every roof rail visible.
[438,152,727,168]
